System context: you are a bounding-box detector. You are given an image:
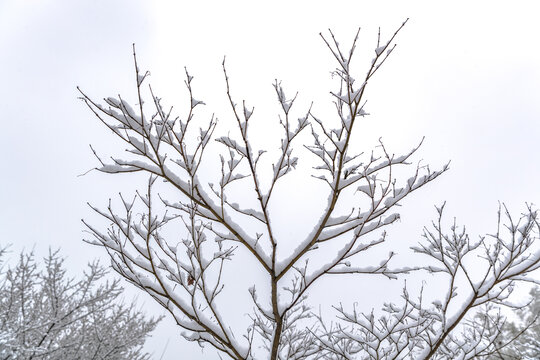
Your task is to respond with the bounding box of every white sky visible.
[1,1,539,359]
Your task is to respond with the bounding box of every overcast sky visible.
[1,1,539,359]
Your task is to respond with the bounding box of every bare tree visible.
[0,247,160,360]
[79,21,540,359]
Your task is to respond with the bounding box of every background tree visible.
[488,286,540,360]
[79,22,540,359]
[0,247,160,360]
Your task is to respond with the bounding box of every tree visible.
[0,247,160,360]
[488,286,540,359]
[79,21,540,359]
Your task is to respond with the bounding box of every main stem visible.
[270,274,282,360]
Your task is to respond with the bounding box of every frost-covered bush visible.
[0,247,160,360]
[80,21,540,360]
